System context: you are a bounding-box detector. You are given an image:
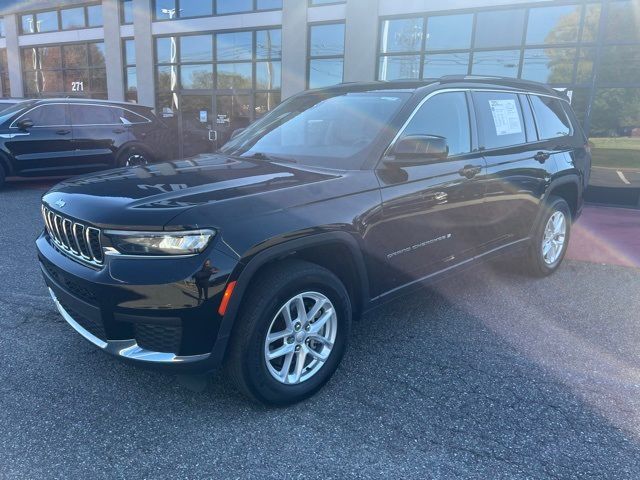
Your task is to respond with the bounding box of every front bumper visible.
[37,231,239,372]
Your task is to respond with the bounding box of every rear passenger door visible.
[70,103,131,169]
[472,90,556,252]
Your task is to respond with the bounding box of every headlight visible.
[105,229,215,256]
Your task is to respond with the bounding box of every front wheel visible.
[224,260,352,406]
[116,147,152,167]
[521,196,572,276]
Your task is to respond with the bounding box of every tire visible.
[116,146,153,167]
[224,259,352,406]
[521,196,571,277]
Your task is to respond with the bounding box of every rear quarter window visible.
[473,91,527,149]
[529,95,572,140]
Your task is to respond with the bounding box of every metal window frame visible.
[19,3,103,35]
[306,20,346,89]
[151,0,282,22]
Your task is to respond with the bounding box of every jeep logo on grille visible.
[54,199,66,208]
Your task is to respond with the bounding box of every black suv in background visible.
[37,77,591,405]
[0,98,173,187]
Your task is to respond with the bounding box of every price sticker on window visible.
[488,99,522,136]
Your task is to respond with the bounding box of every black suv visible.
[37,77,591,405]
[0,98,172,187]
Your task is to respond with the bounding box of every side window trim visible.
[10,103,70,128]
[381,88,474,162]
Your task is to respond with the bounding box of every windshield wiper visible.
[244,152,297,164]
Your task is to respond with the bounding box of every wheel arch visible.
[210,232,370,364]
[115,141,156,166]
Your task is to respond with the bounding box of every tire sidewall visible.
[117,146,150,167]
[241,270,351,405]
[532,197,571,275]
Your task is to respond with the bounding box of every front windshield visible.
[220,91,411,169]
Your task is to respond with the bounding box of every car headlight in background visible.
[104,229,215,256]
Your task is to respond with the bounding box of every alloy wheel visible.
[542,211,567,265]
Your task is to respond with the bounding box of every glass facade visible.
[123,39,137,103]
[0,49,10,97]
[308,23,345,88]
[22,42,107,99]
[377,1,640,207]
[21,4,103,34]
[153,0,281,20]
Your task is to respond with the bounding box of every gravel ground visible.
[1,181,640,479]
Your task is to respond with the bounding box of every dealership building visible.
[0,0,637,206]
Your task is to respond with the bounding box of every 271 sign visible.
[71,81,84,92]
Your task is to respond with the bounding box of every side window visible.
[402,91,471,156]
[70,104,118,125]
[24,104,67,126]
[473,91,526,149]
[114,108,150,124]
[529,95,572,140]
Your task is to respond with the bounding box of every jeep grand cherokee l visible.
[0,98,172,188]
[37,77,591,405]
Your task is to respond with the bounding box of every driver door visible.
[372,91,487,295]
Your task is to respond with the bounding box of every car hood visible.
[42,154,338,229]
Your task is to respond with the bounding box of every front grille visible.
[60,302,106,341]
[42,205,103,267]
[135,323,182,354]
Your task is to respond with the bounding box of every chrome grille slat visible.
[41,205,103,267]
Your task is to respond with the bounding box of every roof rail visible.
[437,75,559,95]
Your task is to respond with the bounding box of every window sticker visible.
[488,99,522,136]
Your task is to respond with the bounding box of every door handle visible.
[55,129,71,135]
[534,151,550,163]
[112,128,125,134]
[458,165,482,179]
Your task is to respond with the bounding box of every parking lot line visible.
[616,170,631,185]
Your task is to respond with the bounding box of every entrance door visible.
[214,93,253,146]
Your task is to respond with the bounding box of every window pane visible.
[216,31,253,61]
[181,64,214,89]
[581,3,601,42]
[423,53,469,78]
[36,47,63,69]
[530,95,571,139]
[63,44,88,68]
[521,48,575,84]
[89,43,106,68]
[180,35,213,62]
[598,46,640,85]
[125,66,137,93]
[605,1,639,43]
[156,91,179,117]
[475,10,525,48]
[256,29,282,59]
[87,5,103,27]
[310,0,345,4]
[254,92,281,118]
[156,37,178,63]
[90,69,107,92]
[526,5,581,45]
[0,18,5,37]
[70,105,116,125]
[21,15,36,34]
[576,48,595,84]
[180,0,212,18]
[36,11,59,33]
[380,18,423,53]
[156,65,178,91]
[29,105,67,125]
[471,50,520,78]
[155,0,177,20]
[474,91,526,149]
[310,23,345,56]
[61,8,86,30]
[122,0,134,24]
[378,55,420,81]
[425,14,472,51]
[217,63,252,89]
[256,61,281,89]
[124,39,135,65]
[217,0,252,14]
[403,92,470,156]
[257,0,282,9]
[64,70,89,92]
[309,59,343,88]
[216,95,252,124]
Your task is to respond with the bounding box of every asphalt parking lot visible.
[1,181,640,479]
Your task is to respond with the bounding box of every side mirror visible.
[17,118,34,131]
[230,128,246,140]
[386,134,449,167]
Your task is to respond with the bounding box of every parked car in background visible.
[0,98,27,112]
[0,98,173,187]
[37,77,591,405]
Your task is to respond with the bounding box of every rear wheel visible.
[116,146,152,167]
[225,260,352,405]
[521,196,571,276]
